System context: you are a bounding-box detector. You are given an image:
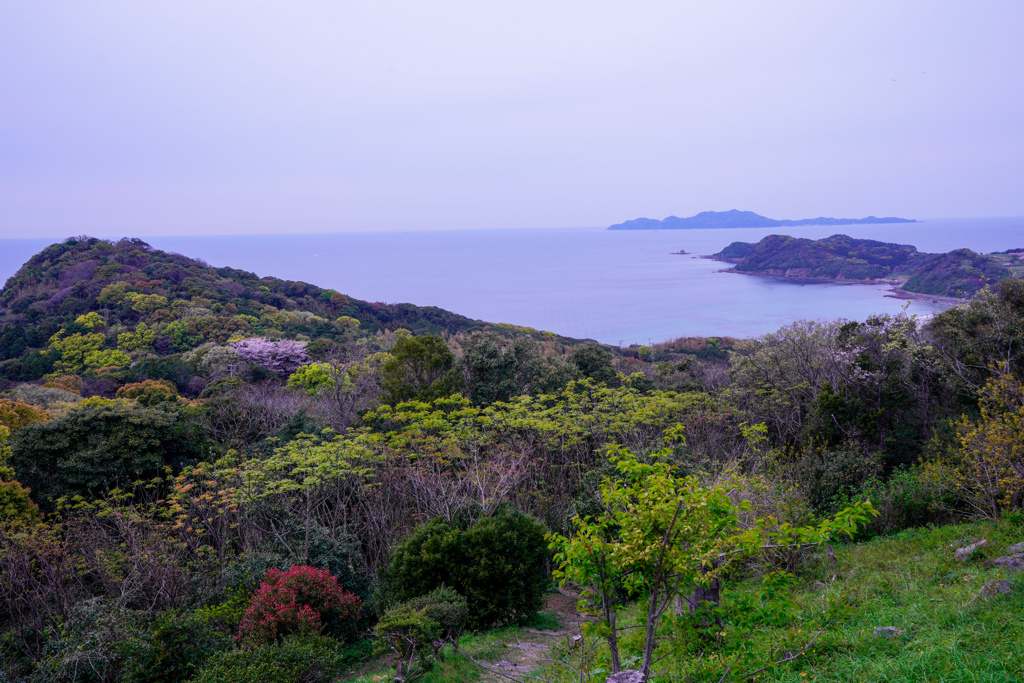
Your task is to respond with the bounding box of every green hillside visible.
[1,238,1023,683]
[713,234,1011,297]
[905,248,1018,297]
[0,236,573,383]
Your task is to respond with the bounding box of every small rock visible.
[607,671,646,683]
[1006,542,1024,554]
[493,660,531,674]
[981,580,1013,597]
[510,642,549,652]
[873,626,902,638]
[523,628,566,636]
[992,553,1024,571]
[954,540,988,561]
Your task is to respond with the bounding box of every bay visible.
[1,217,1021,345]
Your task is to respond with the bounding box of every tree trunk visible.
[686,574,721,627]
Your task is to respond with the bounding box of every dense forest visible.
[1,236,1023,682]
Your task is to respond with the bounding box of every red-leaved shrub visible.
[236,565,362,647]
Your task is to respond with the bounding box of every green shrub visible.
[795,440,882,513]
[840,466,952,535]
[387,505,549,629]
[374,603,440,681]
[373,588,468,682]
[9,400,204,506]
[121,610,230,683]
[187,636,347,683]
[402,586,468,648]
[29,598,142,683]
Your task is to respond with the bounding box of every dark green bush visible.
[387,505,549,629]
[187,636,347,683]
[28,598,142,683]
[374,603,440,681]
[795,440,882,514]
[569,345,617,385]
[380,334,463,406]
[122,610,230,683]
[403,586,468,647]
[840,467,953,535]
[10,400,205,507]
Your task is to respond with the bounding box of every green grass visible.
[538,516,1024,682]
[520,611,562,631]
[340,628,515,683]
[340,517,1024,682]
[756,517,1024,683]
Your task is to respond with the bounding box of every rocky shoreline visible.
[704,257,965,306]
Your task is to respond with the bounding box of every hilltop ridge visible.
[0,236,578,382]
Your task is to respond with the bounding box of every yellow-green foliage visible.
[47,330,106,373]
[83,348,131,370]
[130,293,169,314]
[74,311,105,329]
[336,315,360,330]
[97,282,130,305]
[0,425,12,478]
[117,322,157,352]
[287,362,344,395]
[926,372,1024,518]
[0,477,40,523]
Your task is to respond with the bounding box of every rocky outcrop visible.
[992,553,1024,571]
[954,540,988,561]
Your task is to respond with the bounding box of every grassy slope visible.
[759,517,1024,683]
[337,517,1024,683]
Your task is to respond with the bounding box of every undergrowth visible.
[339,515,1024,683]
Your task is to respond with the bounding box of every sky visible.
[0,1,1022,238]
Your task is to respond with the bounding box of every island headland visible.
[608,209,916,230]
[706,233,1024,299]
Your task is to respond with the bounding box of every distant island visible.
[708,233,1023,299]
[608,209,916,230]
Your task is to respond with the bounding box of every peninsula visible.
[607,209,916,230]
[708,233,1021,298]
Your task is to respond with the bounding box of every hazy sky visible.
[1,1,1022,238]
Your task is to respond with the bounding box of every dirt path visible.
[477,588,588,683]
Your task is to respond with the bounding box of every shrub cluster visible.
[387,505,550,630]
[237,565,362,647]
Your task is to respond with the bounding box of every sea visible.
[1,217,1021,345]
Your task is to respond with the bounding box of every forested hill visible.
[711,233,1017,298]
[607,209,916,230]
[0,236,503,381]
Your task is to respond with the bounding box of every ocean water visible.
[2,217,1021,345]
